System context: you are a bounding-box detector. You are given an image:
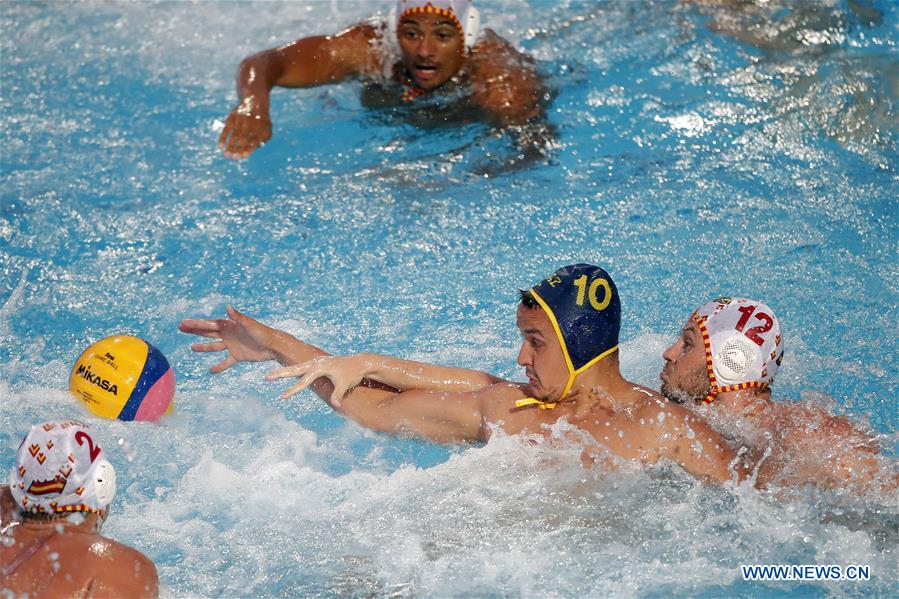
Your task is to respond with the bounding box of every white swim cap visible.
[391,0,481,49]
[10,420,117,514]
[692,297,784,403]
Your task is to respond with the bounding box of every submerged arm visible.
[467,30,546,126]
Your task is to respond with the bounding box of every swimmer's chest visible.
[359,80,483,127]
[495,402,580,436]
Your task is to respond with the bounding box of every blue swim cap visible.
[518,264,621,408]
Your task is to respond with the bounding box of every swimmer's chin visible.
[520,381,540,398]
[660,383,697,405]
[519,382,558,404]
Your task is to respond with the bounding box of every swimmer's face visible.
[660,318,710,403]
[516,304,569,402]
[397,12,465,90]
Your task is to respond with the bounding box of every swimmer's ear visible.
[94,459,117,507]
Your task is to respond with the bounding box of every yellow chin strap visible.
[514,289,618,410]
[515,397,559,410]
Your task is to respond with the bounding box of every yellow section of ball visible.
[69,335,148,420]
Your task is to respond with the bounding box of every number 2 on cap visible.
[75,431,101,463]
[735,304,773,346]
[573,275,612,310]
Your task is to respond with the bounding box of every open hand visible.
[179,305,276,373]
[267,355,369,406]
[218,96,272,160]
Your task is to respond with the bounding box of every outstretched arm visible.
[220,23,381,159]
[179,305,346,401]
[267,353,505,404]
[329,385,494,444]
[179,305,327,371]
[179,307,498,443]
[267,354,517,444]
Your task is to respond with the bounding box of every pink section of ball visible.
[134,368,175,421]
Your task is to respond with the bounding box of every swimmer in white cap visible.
[1,420,158,598]
[219,0,546,159]
[181,265,758,484]
[660,297,894,492]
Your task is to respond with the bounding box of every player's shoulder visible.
[476,381,528,414]
[779,400,869,438]
[630,389,680,420]
[476,381,528,403]
[471,28,511,52]
[334,22,388,72]
[468,29,525,71]
[331,21,383,50]
[90,537,159,597]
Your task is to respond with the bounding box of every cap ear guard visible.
[462,7,480,48]
[93,459,117,507]
[713,334,761,384]
[388,6,397,39]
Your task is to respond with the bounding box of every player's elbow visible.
[238,49,284,87]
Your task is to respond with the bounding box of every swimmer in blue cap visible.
[513,263,622,409]
[218,0,545,159]
[181,264,757,484]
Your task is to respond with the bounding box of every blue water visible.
[1,0,897,597]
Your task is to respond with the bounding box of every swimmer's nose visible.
[516,341,531,367]
[661,341,678,363]
[417,34,438,59]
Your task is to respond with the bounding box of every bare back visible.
[756,402,882,491]
[1,487,158,598]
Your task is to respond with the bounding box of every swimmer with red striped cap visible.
[661,297,784,406]
[661,298,894,492]
[1,420,158,597]
[218,0,546,159]
[184,264,755,485]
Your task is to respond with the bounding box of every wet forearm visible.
[266,331,328,367]
[269,334,342,405]
[336,387,488,444]
[358,353,502,392]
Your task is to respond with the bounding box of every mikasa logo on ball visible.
[70,335,174,422]
[74,364,119,395]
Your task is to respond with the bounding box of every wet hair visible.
[518,289,539,308]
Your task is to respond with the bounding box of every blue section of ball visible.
[118,341,170,421]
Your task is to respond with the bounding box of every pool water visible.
[1,0,897,597]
